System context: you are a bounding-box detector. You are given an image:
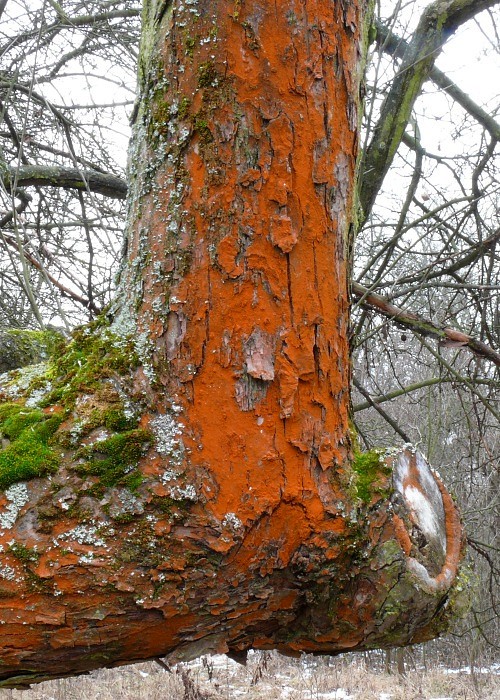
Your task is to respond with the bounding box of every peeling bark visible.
[0,0,467,687]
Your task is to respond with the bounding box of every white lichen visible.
[161,468,180,483]
[222,512,243,531]
[0,565,16,580]
[79,552,95,565]
[0,483,29,530]
[151,413,185,465]
[25,380,53,408]
[0,362,49,399]
[168,484,197,501]
[58,524,106,548]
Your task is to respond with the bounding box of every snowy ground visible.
[2,651,499,700]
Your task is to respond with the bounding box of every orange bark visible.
[0,0,466,687]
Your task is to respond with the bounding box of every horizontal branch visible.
[352,281,500,367]
[375,226,500,291]
[3,165,127,200]
[353,376,497,412]
[0,231,101,315]
[3,7,141,54]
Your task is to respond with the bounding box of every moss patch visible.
[75,429,151,489]
[40,318,138,409]
[0,404,62,489]
[7,542,40,564]
[197,60,218,88]
[352,449,390,504]
[0,329,64,373]
[0,316,141,491]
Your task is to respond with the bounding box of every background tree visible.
[0,0,498,686]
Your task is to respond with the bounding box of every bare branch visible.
[353,376,497,412]
[374,19,500,142]
[352,281,500,367]
[359,0,500,225]
[3,165,127,200]
[352,376,412,442]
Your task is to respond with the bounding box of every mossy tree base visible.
[0,328,467,685]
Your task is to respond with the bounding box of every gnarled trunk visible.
[0,0,466,688]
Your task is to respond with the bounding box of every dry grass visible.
[1,652,499,700]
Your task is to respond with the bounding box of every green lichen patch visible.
[75,429,151,489]
[352,449,391,504]
[0,405,63,490]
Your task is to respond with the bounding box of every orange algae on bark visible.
[121,0,359,528]
[0,0,467,687]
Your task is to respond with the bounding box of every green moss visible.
[193,113,213,144]
[184,35,197,58]
[0,315,146,492]
[1,407,45,440]
[7,542,40,564]
[0,329,65,373]
[198,61,218,88]
[75,429,151,489]
[25,570,50,593]
[151,494,177,514]
[40,320,138,409]
[112,512,138,524]
[147,95,171,143]
[352,449,390,504]
[178,96,191,120]
[0,408,63,490]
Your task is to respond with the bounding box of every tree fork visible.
[0,0,466,687]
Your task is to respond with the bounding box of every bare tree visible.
[0,0,140,328]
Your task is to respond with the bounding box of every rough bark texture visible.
[0,0,466,688]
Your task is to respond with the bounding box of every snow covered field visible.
[2,651,499,700]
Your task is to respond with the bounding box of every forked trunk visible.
[0,0,466,687]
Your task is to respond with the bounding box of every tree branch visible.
[375,227,500,291]
[374,19,500,143]
[359,0,500,226]
[352,376,497,412]
[3,165,127,200]
[0,231,102,315]
[352,376,412,442]
[352,281,500,367]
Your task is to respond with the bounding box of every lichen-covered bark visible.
[0,0,467,688]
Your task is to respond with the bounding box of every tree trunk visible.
[0,0,466,688]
